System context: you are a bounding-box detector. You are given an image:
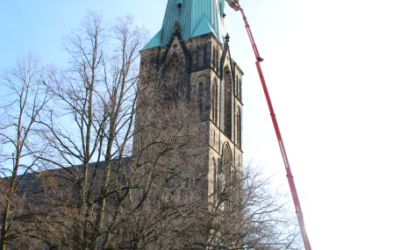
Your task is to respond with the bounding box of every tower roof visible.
[142,0,229,51]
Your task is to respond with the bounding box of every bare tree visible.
[109,85,208,249]
[138,162,301,250]
[28,12,210,248]
[0,53,52,250]
[31,12,161,249]
[0,12,301,250]
[206,167,301,249]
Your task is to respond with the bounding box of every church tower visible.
[138,0,243,204]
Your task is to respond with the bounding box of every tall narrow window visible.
[236,76,239,96]
[163,55,184,100]
[213,80,218,123]
[213,158,217,203]
[224,67,232,139]
[204,44,207,67]
[199,83,204,116]
[211,84,215,121]
[197,47,201,68]
[219,144,232,210]
[213,47,216,68]
[237,108,241,148]
[239,79,242,101]
[216,50,219,72]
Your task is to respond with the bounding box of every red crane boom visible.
[226,1,312,249]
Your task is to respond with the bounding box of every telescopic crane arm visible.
[225,1,312,249]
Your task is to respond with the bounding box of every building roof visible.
[142,0,229,51]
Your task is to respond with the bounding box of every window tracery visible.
[217,143,232,210]
[224,67,232,139]
[163,55,184,99]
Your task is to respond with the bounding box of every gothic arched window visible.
[223,144,232,177]
[213,47,216,68]
[212,80,218,123]
[218,143,232,210]
[204,44,207,67]
[236,76,239,96]
[211,83,215,122]
[163,55,184,99]
[216,80,219,123]
[237,108,241,148]
[238,79,242,101]
[197,46,201,68]
[217,161,224,210]
[216,50,219,72]
[224,67,232,139]
[213,158,217,203]
[199,83,205,116]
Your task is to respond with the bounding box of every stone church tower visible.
[138,0,243,204]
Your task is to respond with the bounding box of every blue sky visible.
[1,0,400,249]
[0,0,165,68]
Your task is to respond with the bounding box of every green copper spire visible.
[142,0,229,51]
